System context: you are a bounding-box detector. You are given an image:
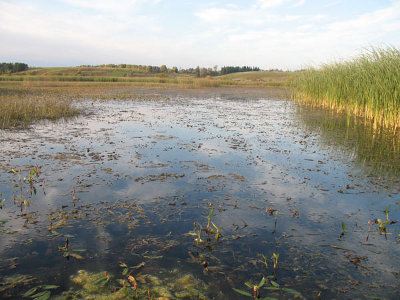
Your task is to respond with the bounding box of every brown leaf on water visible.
[266,207,277,215]
[127,275,138,290]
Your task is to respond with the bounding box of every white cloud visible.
[257,0,305,9]
[61,0,161,13]
[0,0,399,69]
[257,0,286,8]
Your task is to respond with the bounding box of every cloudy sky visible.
[0,0,399,69]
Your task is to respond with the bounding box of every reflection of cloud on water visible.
[115,180,177,203]
[211,159,400,280]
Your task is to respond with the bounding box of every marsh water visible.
[0,88,399,299]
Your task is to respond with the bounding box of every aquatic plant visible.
[0,92,78,129]
[233,276,304,300]
[58,238,85,260]
[26,166,41,195]
[293,47,400,131]
[233,277,267,299]
[272,253,279,273]
[368,207,398,239]
[339,222,347,239]
[0,195,5,209]
[258,254,269,269]
[61,269,209,300]
[22,284,59,300]
[188,205,223,245]
[0,274,35,295]
[187,222,204,245]
[9,167,43,210]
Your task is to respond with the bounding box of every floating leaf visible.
[282,287,303,297]
[68,252,84,260]
[22,287,38,297]
[258,277,266,288]
[270,281,280,288]
[233,288,252,297]
[94,274,110,287]
[32,290,51,300]
[41,285,59,290]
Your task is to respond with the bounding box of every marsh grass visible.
[0,88,78,129]
[0,72,290,88]
[293,47,400,131]
[0,70,290,129]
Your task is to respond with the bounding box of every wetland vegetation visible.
[293,48,400,131]
[0,88,399,299]
[0,48,399,299]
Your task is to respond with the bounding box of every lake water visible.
[0,89,399,299]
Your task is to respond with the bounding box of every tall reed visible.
[0,92,78,129]
[292,47,400,131]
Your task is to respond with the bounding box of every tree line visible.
[220,66,260,75]
[79,64,264,77]
[0,62,29,74]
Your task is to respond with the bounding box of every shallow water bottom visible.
[0,88,399,299]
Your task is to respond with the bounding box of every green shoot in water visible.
[233,277,267,299]
[339,222,347,239]
[272,253,279,272]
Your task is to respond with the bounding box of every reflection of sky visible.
[0,94,399,297]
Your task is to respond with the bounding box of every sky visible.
[0,0,399,69]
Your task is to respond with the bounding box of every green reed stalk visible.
[292,47,400,131]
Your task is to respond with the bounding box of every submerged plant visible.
[21,284,59,300]
[58,238,85,260]
[258,254,269,270]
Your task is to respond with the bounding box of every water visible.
[0,89,399,299]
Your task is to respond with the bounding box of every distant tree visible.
[220,66,260,75]
[171,66,178,73]
[195,66,201,78]
[160,65,168,73]
[0,62,29,74]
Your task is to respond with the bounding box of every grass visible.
[219,71,294,87]
[292,47,400,131]
[0,71,290,129]
[0,85,78,129]
[0,72,291,88]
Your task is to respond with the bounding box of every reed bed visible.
[293,48,400,131]
[0,74,289,88]
[0,70,290,128]
[0,90,78,129]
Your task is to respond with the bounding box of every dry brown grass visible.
[0,83,79,129]
[0,73,291,129]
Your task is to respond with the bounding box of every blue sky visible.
[0,0,399,69]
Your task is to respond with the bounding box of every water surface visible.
[0,89,399,299]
